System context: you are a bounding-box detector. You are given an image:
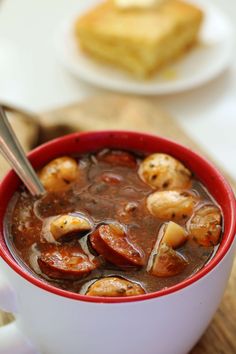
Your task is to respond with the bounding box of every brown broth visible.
[6,150,221,295]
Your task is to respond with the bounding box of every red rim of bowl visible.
[0,131,235,304]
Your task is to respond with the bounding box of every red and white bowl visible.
[0,131,235,354]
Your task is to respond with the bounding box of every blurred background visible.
[0,0,235,176]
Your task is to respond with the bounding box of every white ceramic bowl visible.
[0,131,235,354]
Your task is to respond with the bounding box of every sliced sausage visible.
[39,156,78,192]
[188,205,222,246]
[97,150,137,168]
[38,246,97,280]
[138,153,192,190]
[86,277,145,297]
[90,224,145,268]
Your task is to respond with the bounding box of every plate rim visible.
[54,0,235,95]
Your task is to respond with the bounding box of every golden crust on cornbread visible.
[74,0,204,78]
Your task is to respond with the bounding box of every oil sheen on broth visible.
[8,150,222,296]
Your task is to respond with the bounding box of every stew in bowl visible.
[5,141,223,298]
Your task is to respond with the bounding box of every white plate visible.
[55,0,234,95]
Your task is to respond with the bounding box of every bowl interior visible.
[0,131,235,303]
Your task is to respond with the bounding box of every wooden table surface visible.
[0,94,235,353]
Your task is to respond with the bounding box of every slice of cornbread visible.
[75,0,204,79]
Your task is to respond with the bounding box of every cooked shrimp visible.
[50,214,92,241]
[147,190,197,220]
[188,205,222,247]
[138,153,191,190]
[39,157,78,192]
[86,277,145,297]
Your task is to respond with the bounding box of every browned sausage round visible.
[90,224,145,268]
[86,277,145,297]
[97,151,137,168]
[38,246,97,280]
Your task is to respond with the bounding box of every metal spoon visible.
[0,105,45,196]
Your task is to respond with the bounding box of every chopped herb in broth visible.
[7,150,223,297]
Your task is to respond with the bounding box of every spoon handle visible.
[0,106,45,196]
